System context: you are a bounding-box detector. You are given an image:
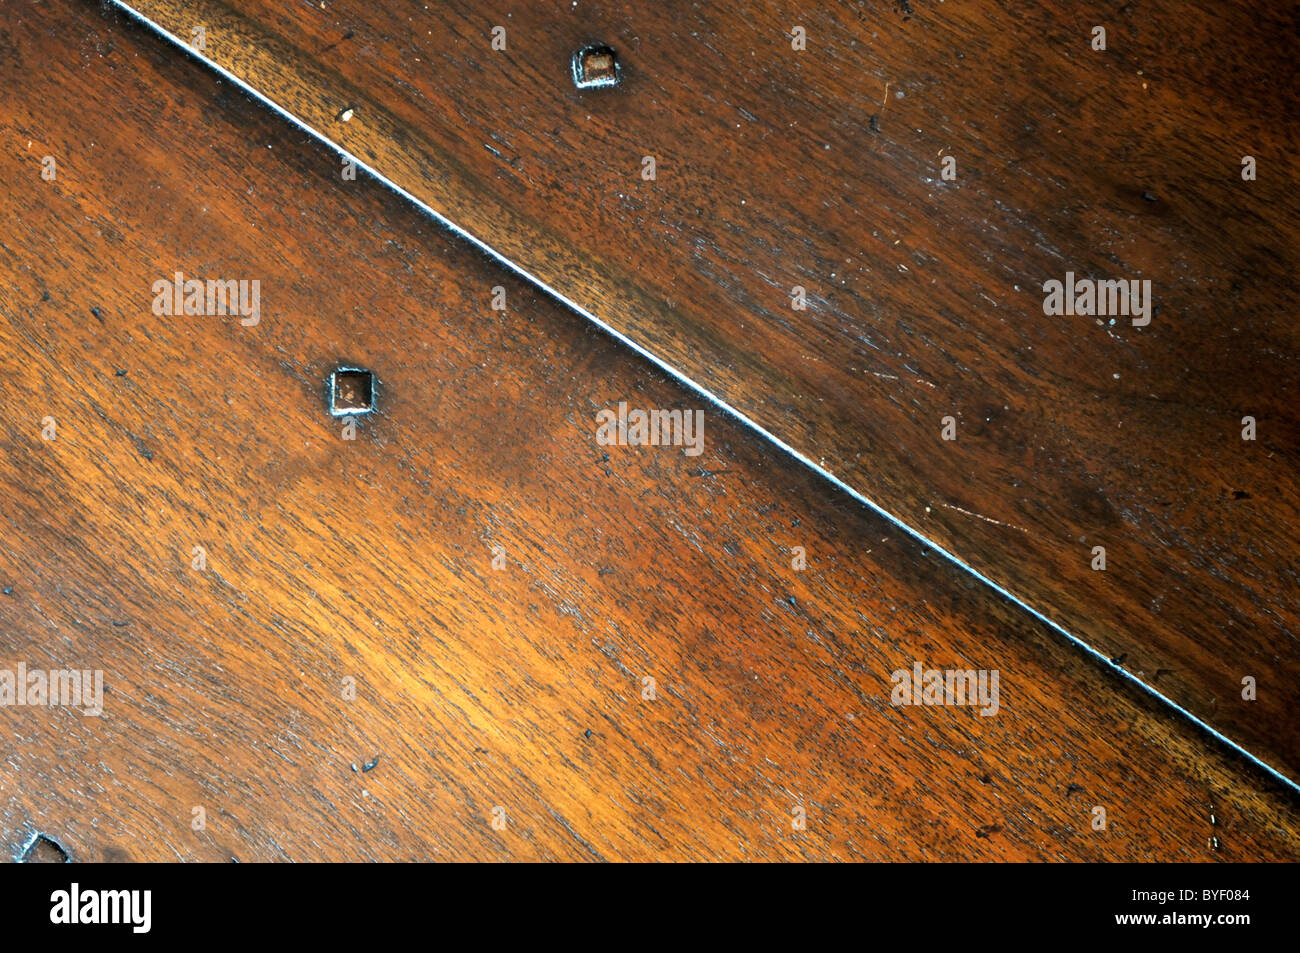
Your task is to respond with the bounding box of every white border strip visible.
[105,0,1299,795]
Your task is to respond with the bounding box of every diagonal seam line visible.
[104,0,1300,797]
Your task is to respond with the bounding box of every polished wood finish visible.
[2,0,1297,861]
[110,0,1300,780]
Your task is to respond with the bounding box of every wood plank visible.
[1,0,1297,860]
[106,0,1300,780]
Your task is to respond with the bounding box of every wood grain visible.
[1,0,1297,861]
[106,0,1300,780]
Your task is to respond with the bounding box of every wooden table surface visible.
[106,0,1300,784]
[0,0,1295,861]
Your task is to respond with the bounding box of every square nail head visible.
[330,367,374,417]
[573,45,620,88]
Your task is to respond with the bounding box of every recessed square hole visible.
[21,833,69,863]
[330,367,374,417]
[573,45,620,88]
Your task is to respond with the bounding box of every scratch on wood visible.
[940,503,1029,534]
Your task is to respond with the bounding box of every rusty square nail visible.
[330,367,374,417]
[572,45,620,88]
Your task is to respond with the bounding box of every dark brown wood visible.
[2,0,1297,861]
[108,0,1300,780]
